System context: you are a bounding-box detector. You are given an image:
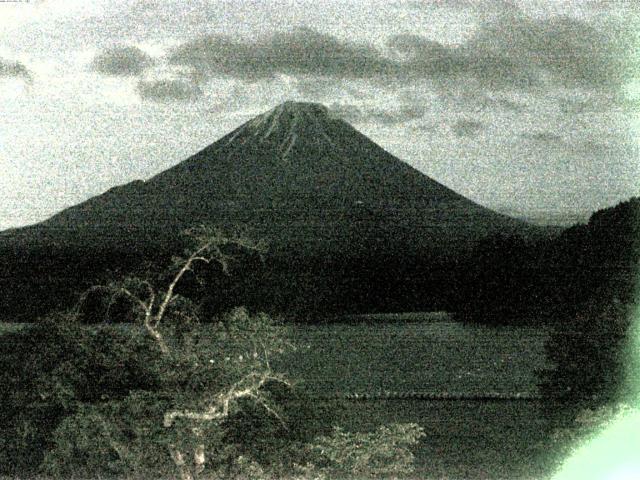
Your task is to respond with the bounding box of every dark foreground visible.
[328,398,565,480]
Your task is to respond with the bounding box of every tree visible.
[538,295,636,433]
[67,226,300,480]
[1,226,425,479]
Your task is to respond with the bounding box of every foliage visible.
[538,298,634,411]
[543,402,638,471]
[0,314,163,475]
[300,423,425,479]
[1,228,426,479]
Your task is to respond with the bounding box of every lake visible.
[2,317,565,478]
[277,318,551,397]
[276,318,563,479]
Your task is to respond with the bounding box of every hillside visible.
[455,197,640,324]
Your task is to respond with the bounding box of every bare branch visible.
[163,369,291,427]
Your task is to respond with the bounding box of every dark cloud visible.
[0,58,32,82]
[386,14,634,90]
[329,103,424,125]
[557,94,638,115]
[402,0,477,8]
[169,26,534,90]
[328,103,362,122]
[294,77,366,100]
[585,0,640,11]
[558,97,594,115]
[411,121,440,134]
[452,119,484,137]
[479,96,526,112]
[469,14,636,90]
[386,33,537,89]
[521,131,565,145]
[169,27,392,81]
[166,14,634,97]
[520,132,638,164]
[574,139,639,157]
[136,79,202,102]
[92,45,154,76]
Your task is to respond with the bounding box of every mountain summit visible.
[232,101,333,153]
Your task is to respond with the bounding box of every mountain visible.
[0,101,542,320]
[13,101,531,250]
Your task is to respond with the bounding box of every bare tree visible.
[74,226,293,480]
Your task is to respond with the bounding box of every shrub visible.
[0,314,164,475]
[539,298,634,410]
[301,423,425,479]
[1,229,426,478]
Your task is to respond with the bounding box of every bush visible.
[543,402,638,472]
[1,310,426,479]
[300,423,425,479]
[539,298,634,410]
[0,314,165,476]
[1,228,427,478]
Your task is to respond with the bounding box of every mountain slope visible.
[0,101,541,320]
[30,101,530,254]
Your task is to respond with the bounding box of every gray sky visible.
[1,0,638,229]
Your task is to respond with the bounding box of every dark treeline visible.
[457,197,639,324]
[0,198,637,326]
[443,197,640,425]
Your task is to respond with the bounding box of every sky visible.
[0,0,639,230]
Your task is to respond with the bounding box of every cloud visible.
[558,97,595,115]
[468,14,636,90]
[0,58,32,82]
[136,78,202,102]
[170,27,533,89]
[520,131,638,158]
[479,96,526,112]
[329,103,424,125]
[168,13,634,96]
[522,131,565,145]
[409,0,477,7]
[556,93,639,115]
[585,0,640,12]
[386,34,536,89]
[452,119,484,137]
[294,77,366,100]
[386,13,635,91]
[91,45,154,76]
[169,27,392,81]
[520,132,639,164]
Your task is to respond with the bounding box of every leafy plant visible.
[301,423,425,479]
